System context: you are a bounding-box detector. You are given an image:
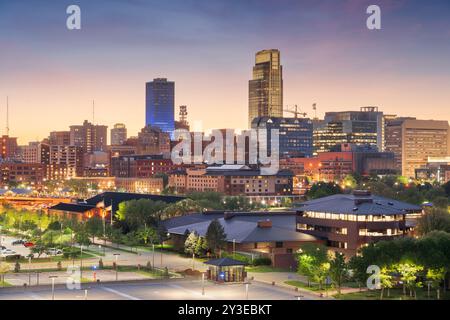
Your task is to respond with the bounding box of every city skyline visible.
[1,0,450,144]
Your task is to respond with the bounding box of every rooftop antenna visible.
[6,96,9,136]
[92,100,95,124]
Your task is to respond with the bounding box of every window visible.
[275,242,283,248]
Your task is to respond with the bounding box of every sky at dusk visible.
[1,0,450,144]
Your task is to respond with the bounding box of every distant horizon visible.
[1,0,450,144]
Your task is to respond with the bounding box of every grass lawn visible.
[336,288,450,300]
[14,251,96,264]
[284,280,333,292]
[246,265,291,273]
[0,281,12,287]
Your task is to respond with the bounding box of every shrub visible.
[253,257,272,266]
[63,247,79,259]
[14,261,21,273]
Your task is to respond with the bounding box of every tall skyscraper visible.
[385,118,450,178]
[111,123,127,146]
[145,78,175,135]
[248,49,283,128]
[70,120,108,153]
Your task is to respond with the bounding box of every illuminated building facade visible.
[251,117,313,158]
[145,78,175,135]
[110,123,127,146]
[295,190,423,256]
[248,49,283,128]
[385,118,450,178]
[313,107,384,154]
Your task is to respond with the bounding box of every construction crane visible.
[283,105,307,118]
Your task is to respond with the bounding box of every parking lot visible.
[0,235,61,260]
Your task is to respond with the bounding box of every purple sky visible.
[0,0,449,144]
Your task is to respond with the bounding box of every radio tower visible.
[6,96,10,136]
[92,100,95,124]
[179,105,188,126]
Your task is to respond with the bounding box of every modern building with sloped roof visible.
[294,190,423,256]
[165,211,322,269]
[48,191,185,221]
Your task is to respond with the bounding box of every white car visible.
[46,248,63,256]
[1,248,16,255]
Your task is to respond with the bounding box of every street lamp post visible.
[80,245,83,280]
[245,282,250,300]
[152,243,155,269]
[28,256,32,286]
[202,273,205,296]
[49,276,58,300]
[113,253,120,281]
[160,232,170,268]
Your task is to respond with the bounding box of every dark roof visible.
[204,257,247,266]
[205,169,293,177]
[49,202,96,213]
[85,192,185,212]
[167,212,318,243]
[296,193,422,215]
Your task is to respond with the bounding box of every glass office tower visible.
[145,78,175,136]
[248,49,283,128]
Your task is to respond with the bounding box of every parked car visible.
[1,249,16,255]
[23,242,35,248]
[11,239,25,245]
[46,248,63,256]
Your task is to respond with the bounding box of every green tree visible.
[297,244,330,289]
[432,197,449,209]
[222,196,256,211]
[205,219,227,257]
[426,268,445,299]
[329,252,348,295]
[306,182,342,200]
[137,226,158,245]
[85,216,104,242]
[0,262,10,285]
[396,262,423,298]
[194,236,208,257]
[184,231,198,255]
[160,199,202,220]
[74,229,92,247]
[379,267,395,299]
[123,231,140,252]
[116,199,167,231]
[417,208,450,235]
[187,191,225,210]
[343,174,357,189]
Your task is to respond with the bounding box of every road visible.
[0,279,318,300]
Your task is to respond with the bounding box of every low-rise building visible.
[165,211,321,269]
[168,165,293,198]
[295,190,423,256]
